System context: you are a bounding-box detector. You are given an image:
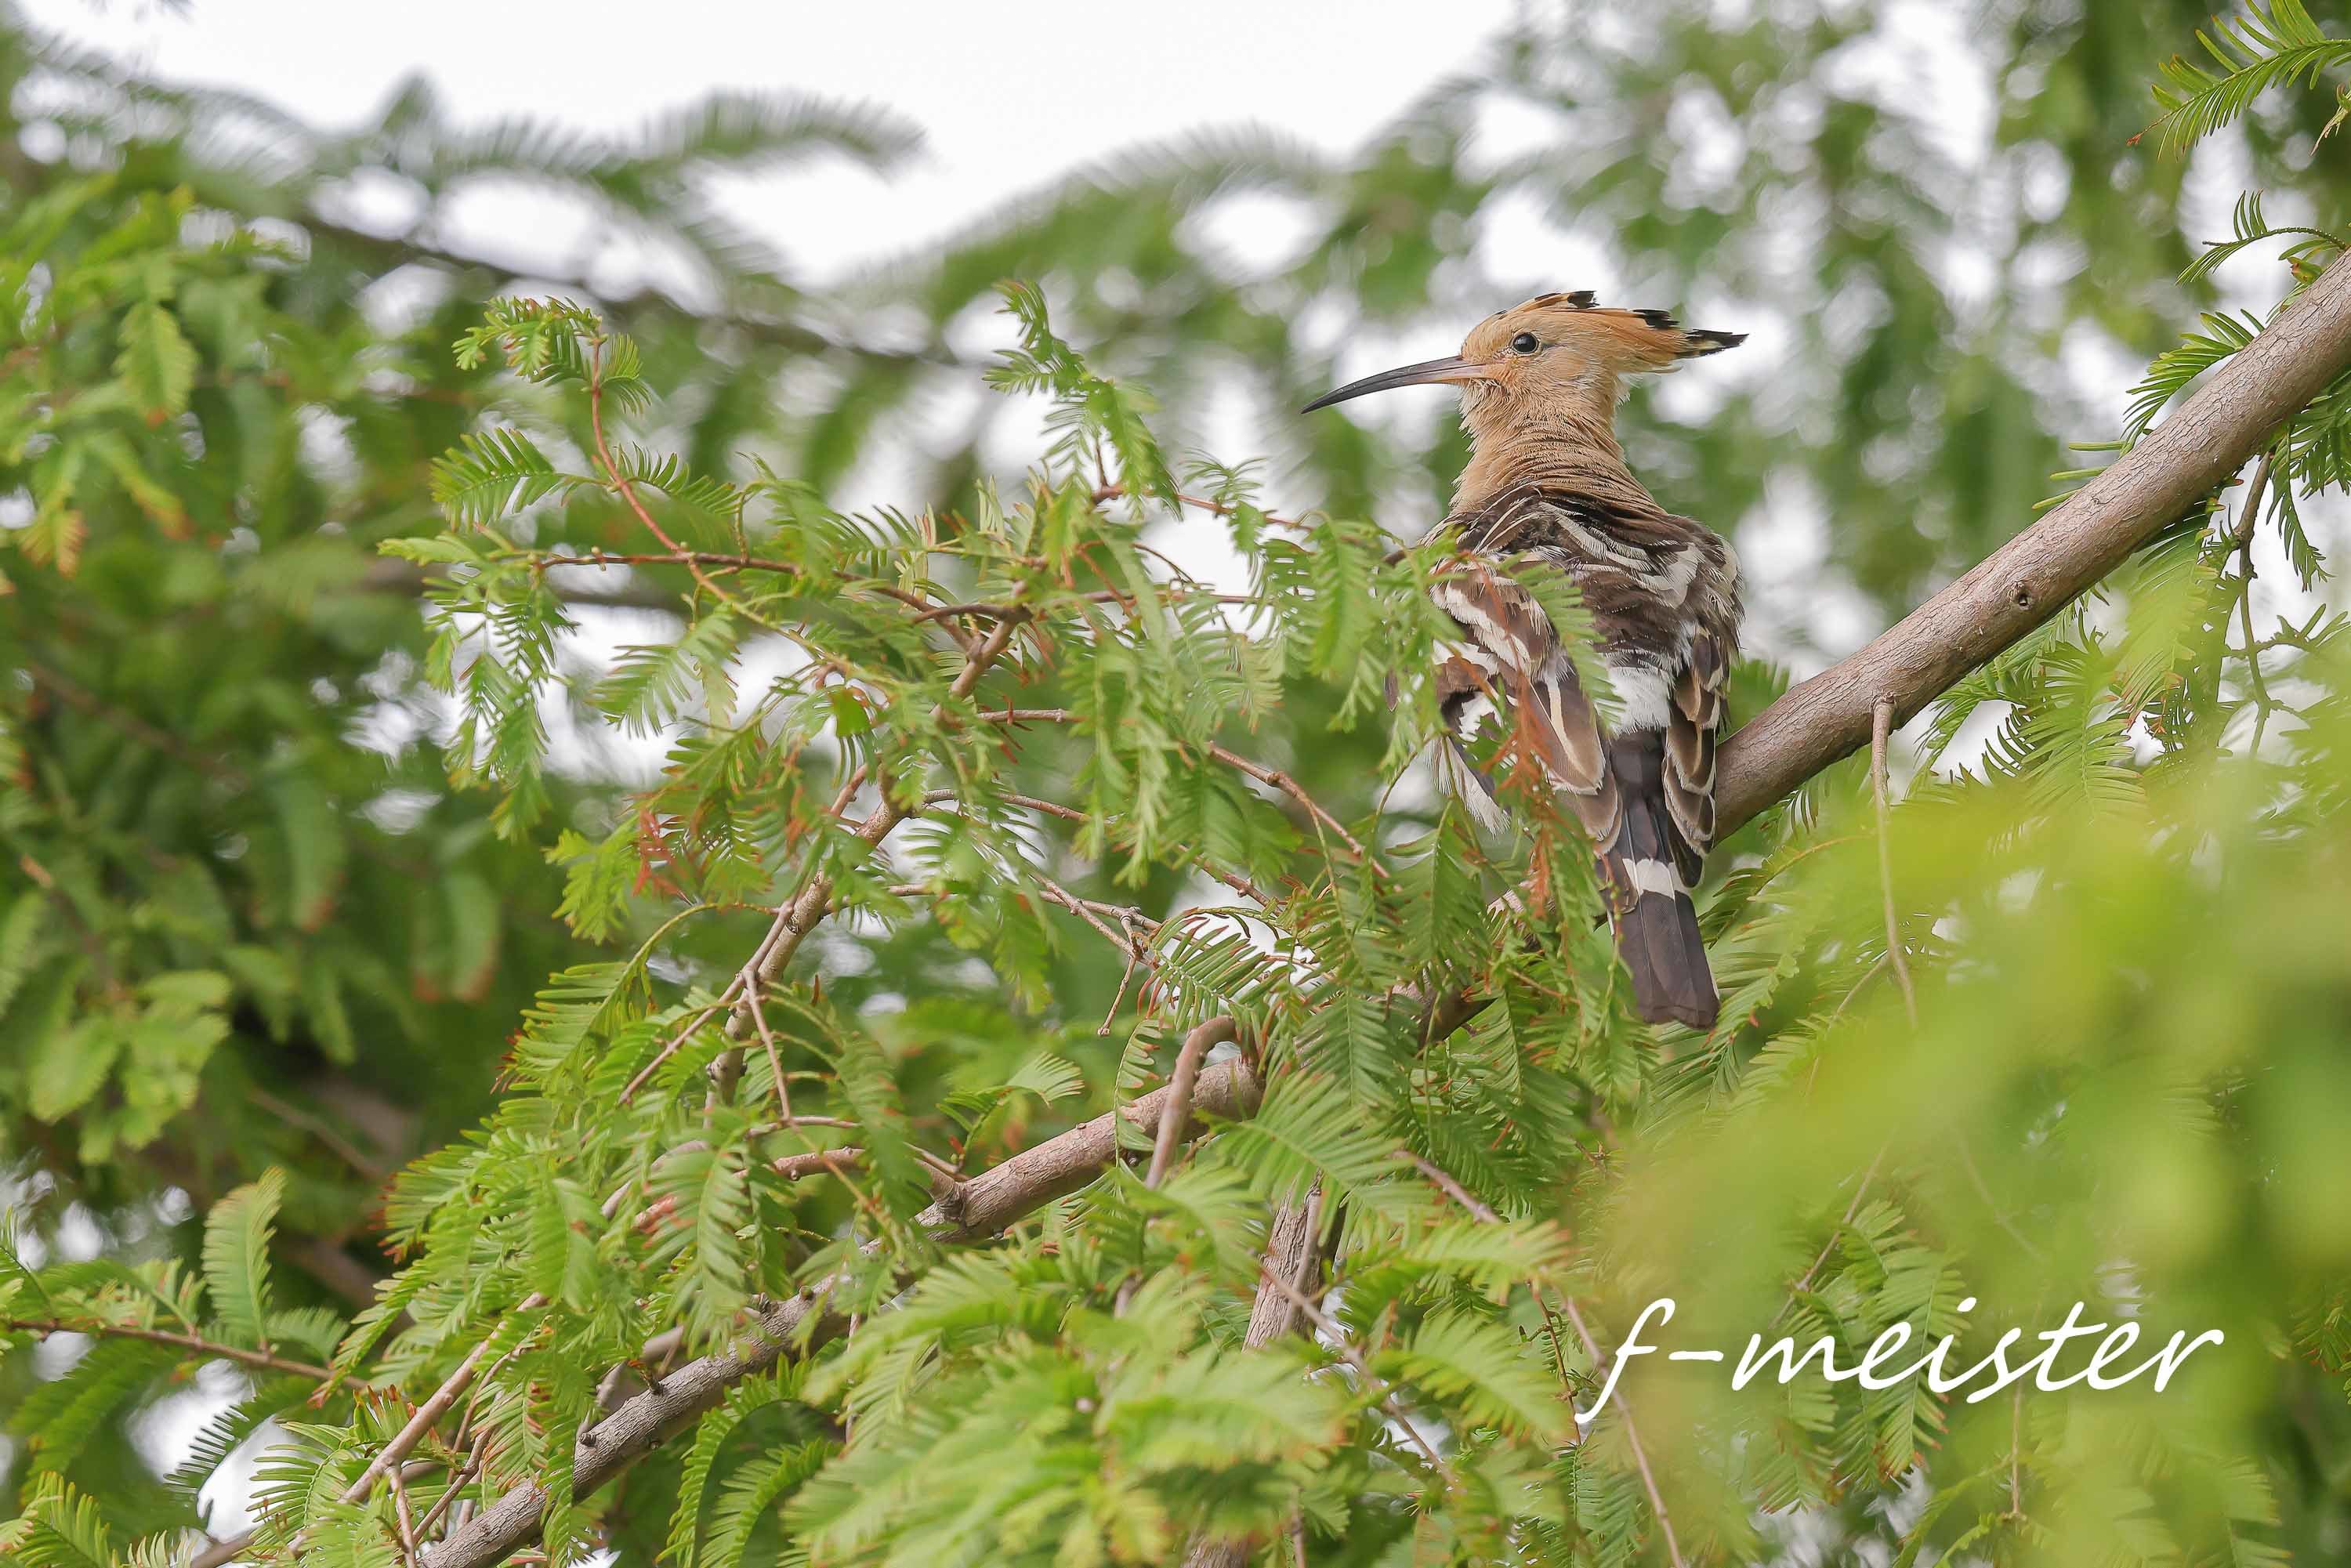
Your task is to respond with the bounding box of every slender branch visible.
[769,1147,869,1182]
[342,1297,544,1504]
[969,705,1375,872]
[585,348,753,625]
[2231,449,2279,751]
[3,1316,331,1382]
[1089,483,1310,534]
[189,1533,249,1568]
[1117,1018,1232,1316]
[1555,1294,1686,1568]
[1870,698,1918,1025]
[1146,1018,1235,1189]
[23,661,245,784]
[1252,1264,1447,1472]
[701,614,1024,1103]
[1770,1148,1886,1330]
[1204,742,1383,875]
[1026,871,1159,961]
[1411,1159,1685,1568]
[1403,1150,1499,1222]
[415,1427,490,1541]
[920,788,1275,907]
[430,1055,1262,1568]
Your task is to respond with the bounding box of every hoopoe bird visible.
[1306,292,1745,1029]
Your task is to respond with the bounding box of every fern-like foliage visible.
[200,1168,284,1353]
[2148,0,2351,154]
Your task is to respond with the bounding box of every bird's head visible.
[1304,291,1745,447]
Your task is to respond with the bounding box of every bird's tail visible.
[1595,734,1719,1030]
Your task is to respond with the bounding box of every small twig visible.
[1146,1019,1237,1188]
[1252,1263,1448,1474]
[1204,741,1383,876]
[703,614,1024,1103]
[390,1459,422,1565]
[1098,947,1143,1036]
[770,1147,867,1182]
[907,599,1029,626]
[1089,483,1310,534]
[743,976,791,1126]
[2008,1385,2026,1519]
[1954,1134,2046,1262]
[617,989,742,1105]
[545,546,802,575]
[415,1427,490,1540]
[1770,1148,1886,1329]
[343,1296,545,1503]
[1028,871,1155,961]
[2231,451,2278,752]
[190,1533,252,1568]
[1554,1294,1687,1568]
[965,706,1376,873]
[3,1316,332,1382]
[1403,1150,1501,1223]
[1413,1157,1683,1568]
[1870,698,1918,1026]
[585,342,763,629]
[918,789,1273,907]
[1117,1016,1240,1316]
[23,660,246,785]
[2229,449,2277,552]
[244,1084,386,1180]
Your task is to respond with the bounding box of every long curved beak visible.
[1301,356,1494,414]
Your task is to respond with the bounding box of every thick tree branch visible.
[1713,254,2351,837]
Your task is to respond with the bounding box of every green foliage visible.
[198,1168,282,1353]
[2148,0,2351,153]
[9,5,2351,1566]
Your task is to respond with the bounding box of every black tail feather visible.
[1596,731,1719,1030]
[1615,886,1718,1030]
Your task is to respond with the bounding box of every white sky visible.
[26,0,1523,281]
[26,0,2337,713]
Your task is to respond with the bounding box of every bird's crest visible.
[1463,295,1747,375]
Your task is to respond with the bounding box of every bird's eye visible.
[1511,331,1540,355]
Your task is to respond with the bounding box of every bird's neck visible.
[1452,404,1662,521]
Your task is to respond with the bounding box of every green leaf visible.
[27,1017,117,1121]
[201,1168,284,1351]
[595,611,742,736]
[0,1476,114,1568]
[2148,0,2351,154]
[115,299,197,418]
[1378,1309,1568,1441]
[428,426,578,527]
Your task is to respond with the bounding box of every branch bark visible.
[1712,253,2351,838]
[429,1057,1262,1568]
[701,614,1023,1102]
[1179,1188,1324,1568]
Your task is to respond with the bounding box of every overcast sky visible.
[25,0,1524,280]
[17,1,2335,720]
